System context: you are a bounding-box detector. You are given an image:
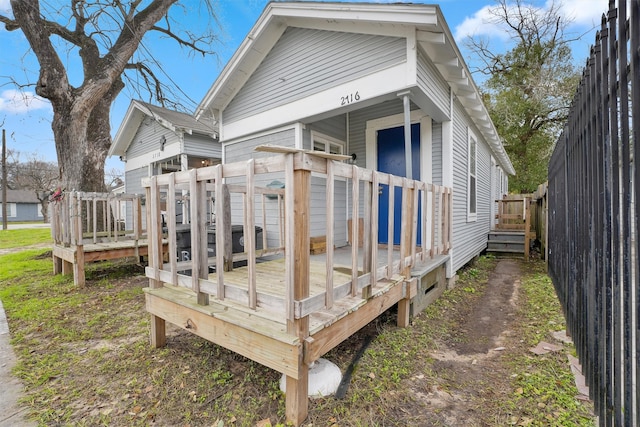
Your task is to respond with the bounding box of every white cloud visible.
[0,0,10,14]
[553,0,609,28]
[454,5,512,42]
[0,90,50,114]
[454,0,610,43]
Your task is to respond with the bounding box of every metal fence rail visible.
[547,0,639,424]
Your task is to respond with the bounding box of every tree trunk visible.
[52,80,123,193]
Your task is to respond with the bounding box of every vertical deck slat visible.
[362,171,372,283]
[149,176,162,286]
[350,165,360,296]
[261,194,268,251]
[411,180,419,265]
[246,159,257,310]
[196,174,209,306]
[325,160,335,309]
[369,171,379,289]
[188,169,200,294]
[106,196,112,240]
[168,173,178,287]
[92,198,98,243]
[386,176,396,277]
[214,164,225,300]
[284,154,295,321]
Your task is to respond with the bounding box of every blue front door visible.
[377,123,421,245]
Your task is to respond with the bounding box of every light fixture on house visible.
[159,135,166,151]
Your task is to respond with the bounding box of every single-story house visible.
[0,189,44,222]
[136,3,516,424]
[109,100,222,197]
[194,1,514,278]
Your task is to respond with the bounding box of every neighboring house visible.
[194,1,515,278]
[0,189,44,222]
[109,100,221,197]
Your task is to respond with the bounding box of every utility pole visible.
[2,129,7,230]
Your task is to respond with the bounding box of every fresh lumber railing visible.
[143,146,452,322]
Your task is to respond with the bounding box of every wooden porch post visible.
[398,179,414,328]
[285,155,310,426]
[147,176,166,348]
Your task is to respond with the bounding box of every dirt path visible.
[415,259,522,426]
[0,243,51,256]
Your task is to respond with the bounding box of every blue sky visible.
[0,0,608,174]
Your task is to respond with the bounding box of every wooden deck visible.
[142,147,453,426]
[50,192,164,286]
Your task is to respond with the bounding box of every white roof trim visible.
[195,1,515,175]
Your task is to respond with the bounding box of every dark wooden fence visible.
[547,0,639,424]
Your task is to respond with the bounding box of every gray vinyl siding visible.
[224,129,295,163]
[431,121,443,186]
[224,129,295,249]
[306,115,348,148]
[310,176,348,247]
[125,167,149,230]
[126,120,178,159]
[184,133,222,159]
[417,51,450,116]
[224,27,407,123]
[304,117,349,246]
[451,99,492,272]
[125,167,149,197]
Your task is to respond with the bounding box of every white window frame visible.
[311,131,345,156]
[467,129,478,222]
[0,203,17,218]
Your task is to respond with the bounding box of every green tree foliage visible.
[466,0,581,193]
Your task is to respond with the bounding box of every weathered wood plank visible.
[325,160,335,309]
[144,288,300,379]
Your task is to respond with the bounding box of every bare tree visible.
[105,167,124,191]
[0,147,20,190]
[0,1,218,192]
[14,155,59,222]
[465,0,581,192]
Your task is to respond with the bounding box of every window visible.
[467,130,477,221]
[0,203,17,218]
[312,135,344,155]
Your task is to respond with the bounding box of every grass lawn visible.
[0,229,594,426]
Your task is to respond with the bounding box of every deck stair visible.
[487,196,535,260]
[487,230,526,254]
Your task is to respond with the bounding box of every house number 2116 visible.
[340,91,360,105]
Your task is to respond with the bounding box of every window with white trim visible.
[467,130,477,221]
[312,134,344,155]
[0,203,17,218]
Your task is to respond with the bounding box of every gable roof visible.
[108,100,218,157]
[0,189,40,204]
[195,1,515,175]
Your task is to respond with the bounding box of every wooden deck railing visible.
[51,191,145,247]
[143,147,452,323]
[494,195,534,259]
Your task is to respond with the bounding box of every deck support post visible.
[286,160,311,426]
[147,177,167,348]
[53,254,62,275]
[74,246,85,287]
[398,182,414,328]
[150,315,166,348]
